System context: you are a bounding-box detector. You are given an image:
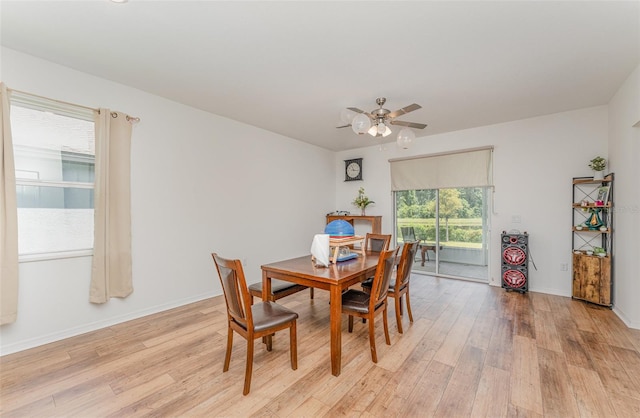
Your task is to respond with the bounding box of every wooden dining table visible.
[261,251,380,376]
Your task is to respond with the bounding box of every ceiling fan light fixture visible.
[397,128,415,149]
[339,97,426,140]
[351,113,371,134]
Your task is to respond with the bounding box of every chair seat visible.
[342,289,371,313]
[361,278,399,291]
[342,289,385,314]
[250,301,299,333]
[388,282,407,295]
[249,279,299,294]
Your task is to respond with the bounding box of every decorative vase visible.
[593,170,604,180]
[361,208,366,216]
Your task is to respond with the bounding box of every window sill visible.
[19,250,93,263]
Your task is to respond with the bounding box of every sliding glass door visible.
[395,187,489,282]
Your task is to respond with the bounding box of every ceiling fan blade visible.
[388,103,421,119]
[390,120,428,129]
[336,124,351,128]
[347,107,370,115]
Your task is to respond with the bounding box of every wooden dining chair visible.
[341,247,398,363]
[364,233,391,252]
[361,233,391,285]
[211,253,299,395]
[362,240,418,332]
[362,240,419,333]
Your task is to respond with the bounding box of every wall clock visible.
[344,158,363,181]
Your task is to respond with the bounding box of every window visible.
[10,94,96,256]
[390,147,493,282]
[395,187,490,282]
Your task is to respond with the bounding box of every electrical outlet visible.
[242,258,248,266]
[512,215,521,223]
[560,263,568,271]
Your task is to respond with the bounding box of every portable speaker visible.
[501,231,528,292]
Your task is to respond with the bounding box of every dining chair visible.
[364,233,391,252]
[357,233,392,295]
[362,241,419,333]
[248,280,314,305]
[211,253,299,395]
[341,247,398,363]
[400,226,425,261]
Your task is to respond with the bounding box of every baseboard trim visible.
[0,291,216,356]
[613,306,640,330]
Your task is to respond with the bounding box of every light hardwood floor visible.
[2,276,640,417]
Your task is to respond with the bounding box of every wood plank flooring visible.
[2,276,640,417]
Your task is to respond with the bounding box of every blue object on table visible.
[324,220,354,237]
[336,253,358,262]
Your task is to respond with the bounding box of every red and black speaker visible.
[501,231,528,293]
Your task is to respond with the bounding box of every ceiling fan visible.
[337,97,428,138]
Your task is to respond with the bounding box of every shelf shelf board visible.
[572,203,611,209]
[572,175,613,185]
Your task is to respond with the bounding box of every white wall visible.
[336,106,609,298]
[0,48,336,354]
[608,64,640,329]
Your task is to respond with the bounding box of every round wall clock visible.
[344,158,363,181]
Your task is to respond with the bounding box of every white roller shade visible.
[390,147,493,191]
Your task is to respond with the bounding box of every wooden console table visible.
[326,215,382,234]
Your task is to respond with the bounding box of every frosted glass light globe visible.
[397,128,415,149]
[351,113,371,134]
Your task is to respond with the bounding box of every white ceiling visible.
[2,1,639,151]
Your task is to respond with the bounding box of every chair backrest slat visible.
[397,241,419,290]
[365,233,391,253]
[370,248,398,309]
[212,253,252,329]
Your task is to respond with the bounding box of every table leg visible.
[421,246,427,266]
[330,285,342,376]
[262,272,273,351]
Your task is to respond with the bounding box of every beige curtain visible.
[90,109,133,303]
[0,83,19,324]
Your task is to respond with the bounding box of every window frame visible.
[10,92,97,261]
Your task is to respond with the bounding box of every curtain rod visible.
[8,87,140,123]
[101,109,141,124]
[388,145,493,163]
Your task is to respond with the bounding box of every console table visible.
[326,215,382,235]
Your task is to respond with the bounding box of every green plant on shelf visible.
[588,156,606,171]
[352,187,374,211]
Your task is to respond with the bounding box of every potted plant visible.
[593,246,606,257]
[352,187,374,216]
[589,156,606,180]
